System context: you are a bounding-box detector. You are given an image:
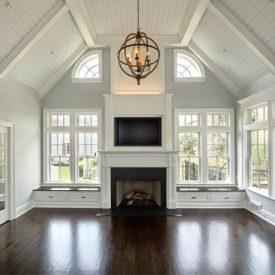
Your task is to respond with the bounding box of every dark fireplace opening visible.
[111,168,166,209]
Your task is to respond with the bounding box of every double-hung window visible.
[175,109,234,185]
[44,110,101,185]
[243,104,270,195]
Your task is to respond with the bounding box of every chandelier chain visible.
[137,0,140,31]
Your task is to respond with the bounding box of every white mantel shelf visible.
[99,150,178,154]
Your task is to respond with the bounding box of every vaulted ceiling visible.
[0,0,275,97]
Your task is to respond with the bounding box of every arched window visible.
[174,49,205,82]
[72,50,102,82]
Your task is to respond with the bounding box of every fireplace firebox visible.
[111,168,166,209]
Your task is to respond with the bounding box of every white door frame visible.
[0,120,15,222]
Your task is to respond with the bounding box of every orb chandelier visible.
[117,0,160,85]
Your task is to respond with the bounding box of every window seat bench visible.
[176,187,246,207]
[33,186,101,208]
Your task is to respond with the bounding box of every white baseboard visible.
[177,202,246,208]
[246,206,275,227]
[16,200,34,218]
[34,202,100,208]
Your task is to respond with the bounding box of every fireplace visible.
[111,168,166,209]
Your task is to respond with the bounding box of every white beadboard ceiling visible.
[11,12,83,90]
[220,0,275,56]
[0,0,274,95]
[84,0,189,36]
[0,0,61,63]
[192,10,269,89]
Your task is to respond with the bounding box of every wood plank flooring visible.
[0,208,274,275]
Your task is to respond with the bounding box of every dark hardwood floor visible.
[0,208,274,275]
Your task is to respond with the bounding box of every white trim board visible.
[177,203,246,208]
[65,0,96,47]
[245,206,275,227]
[179,0,210,46]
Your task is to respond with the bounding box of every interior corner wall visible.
[42,48,111,109]
[0,77,41,210]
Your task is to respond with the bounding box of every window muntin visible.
[78,114,98,127]
[72,50,102,82]
[76,55,99,79]
[50,114,70,127]
[179,114,199,127]
[207,132,228,181]
[249,129,268,192]
[77,132,98,182]
[249,105,268,123]
[207,113,230,127]
[179,132,200,181]
[45,110,100,185]
[174,50,205,82]
[49,132,70,182]
[177,53,202,78]
[176,109,234,185]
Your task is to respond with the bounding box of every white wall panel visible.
[0,0,60,63]
[11,13,83,90]
[193,10,269,89]
[220,0,275,56]
[85,0,189,36]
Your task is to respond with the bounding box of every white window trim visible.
[71,50,102,83]
[174,49,205,83]
[239,85,275,198]
[175,108,235,187]
[43,109,102,186]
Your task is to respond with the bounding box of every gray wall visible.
[42,48,111,109]
[0,77,41,209]
[165,48,236,108]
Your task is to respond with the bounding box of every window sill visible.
[71,78,102,83]
[177,186,243,192]
[177,182,237,187]
[42,182,101,187]
[174,77,206,83]
[34,186,101,192]
[244,187,275,201]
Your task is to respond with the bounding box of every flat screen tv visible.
[114,117,162,146]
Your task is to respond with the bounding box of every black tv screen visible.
[114,117,162,146]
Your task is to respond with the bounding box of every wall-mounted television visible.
[114,117,162,146]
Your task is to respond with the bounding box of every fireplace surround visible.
[99,94,177,209]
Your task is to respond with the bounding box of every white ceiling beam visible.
[65,0,96,47]
[0,2,68,79]
[208,0,275,75]
[95,35,180,46]
[189,41,239,96]
[39,43,87,98]
[179,0,210,46]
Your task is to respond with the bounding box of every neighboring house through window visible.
[44,110,101,185]
[175,109,235,185]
